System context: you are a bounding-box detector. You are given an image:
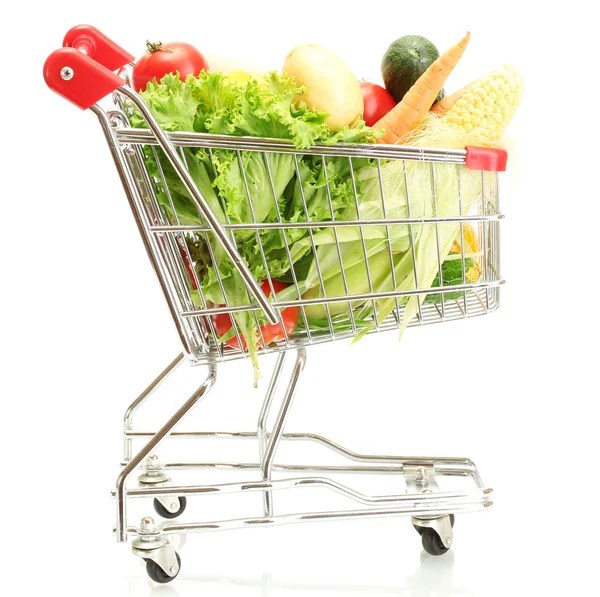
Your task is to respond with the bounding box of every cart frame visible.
[44,25,502,583]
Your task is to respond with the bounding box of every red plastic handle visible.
[63,24,134,71]
[465,146,508,172]
[43,47,125,110]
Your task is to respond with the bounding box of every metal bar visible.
[321,155,357,333]
[129,145,209,355]
[431,163,446,318]
[377,158,401,326]
[115,363,217,542]
[145,145,214,348]
[166,147,224,358]
[458,164,468,313]
[136,462,405,474]
[257,352,287,463]
[495,174,501,307]
[203,148,245,353]
[178,279,505,316]
[121,501,492,537]
[115,476,491,508]
[148,214,504,232]
[293,154,335,338]
[262,153,312,342]
[118,87,278,324]
[115,128,468,161]
[403,160,423,323]
[123,430,476,468]
[236,151,277,350]
[261,349,307,516]
[191,300,498,355]
[123,353,184,461]
[90,105,196,359]
[126,146,206,353]
[119,461,479,478]
[348,157,378,327]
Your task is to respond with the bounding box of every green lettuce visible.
[132,70,379,381]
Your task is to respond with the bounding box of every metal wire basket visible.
[115,128,503,367]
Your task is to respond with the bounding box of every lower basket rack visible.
[113,349,492,584]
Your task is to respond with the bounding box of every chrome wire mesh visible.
[114,123,502,366]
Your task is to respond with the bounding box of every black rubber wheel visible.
[413,513,455,536]
[421,528,450,556]
[145,552,181,584]
[153,496,187,519]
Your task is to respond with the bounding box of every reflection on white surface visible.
[131,550,472,597]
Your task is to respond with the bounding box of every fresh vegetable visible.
[424,257,481,304]
[213,280,299,349]
[430,84,468,115]
[374,32,471,144]
[381,35,445,105]
[361,65,522,336]
[436,65,524,144]
[132,41,209,92]
[131,41,522,383]
[282,44,364,131]
[133,70,377,383]
[225,70,252,83]
[359,81,397,127]
[406,64,523,151]
[450,223,478,254]
[351,160,489,341]
[302,248,403,320]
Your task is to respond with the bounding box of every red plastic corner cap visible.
[63,25,134,71]
[43,48,124,110]
[465,146,508,172]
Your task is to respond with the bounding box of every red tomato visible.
[213,280,299,350]
[132,41,209,91]
[359,81,397,127]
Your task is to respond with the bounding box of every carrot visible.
[375,32,471,144]
[430,84,469,115]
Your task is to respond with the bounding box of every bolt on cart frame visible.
[45,26,504,583]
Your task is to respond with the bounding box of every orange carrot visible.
[430,84,469,115]
[375,32,471,144]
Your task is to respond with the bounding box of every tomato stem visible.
[146,40,172,53]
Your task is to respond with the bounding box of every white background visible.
[2,1,598,595]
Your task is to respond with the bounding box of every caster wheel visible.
[421,528,450,556]
[153,496,187,519]
[413,513,455,536]
[145,552,181,584]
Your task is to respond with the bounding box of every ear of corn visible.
[441,65,524,143]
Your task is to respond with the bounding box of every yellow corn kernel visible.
[442,65,524,143]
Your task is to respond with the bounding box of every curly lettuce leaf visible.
[132,70,381,378]
[132,73,201,132]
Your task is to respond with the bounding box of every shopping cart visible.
[44,25,504,583]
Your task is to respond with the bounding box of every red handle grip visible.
[44,25,136,109]
[465,146,508,172]
[43,47,125,110]
[63,24,134,71]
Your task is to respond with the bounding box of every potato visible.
[283,44,364,132]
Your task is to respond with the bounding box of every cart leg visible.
[115,363,217,542]
[259,349,307,516]
[123,353,185,462]
[257,352,287,465]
